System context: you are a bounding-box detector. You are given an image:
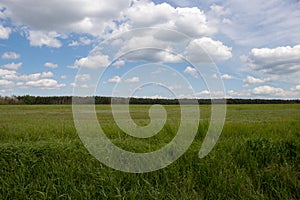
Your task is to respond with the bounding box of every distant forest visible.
[0,95,299,105]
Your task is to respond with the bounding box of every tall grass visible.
[0,104,299,199]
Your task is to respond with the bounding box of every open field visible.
[0,104,299,199]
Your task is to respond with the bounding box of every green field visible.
[0,104,299,199]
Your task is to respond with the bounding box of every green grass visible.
[0,104,299,199]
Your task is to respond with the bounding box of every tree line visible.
[0,95,299,105]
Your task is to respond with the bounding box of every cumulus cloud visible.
[191,90,225,98]
[0,69,17,80]
[0,79,14,87]
[243,45,300,74]
[125,77,140,83]
[68,37,92,47]
[2,52,20,59]
[107,76,121,83]
[24,79,65,89]
[0,24,11,39]
[75,74,90,82]
[291,85,300,91]
[244,76,265,84]
[185,37,232,63]
[27,31,62,48]
[226,86,299,98]
[115,35,161,54]
[44,62,58,69]
[69,48,111,69]
[221,74,233,80]
[3,0,227,65]
[0,68,64,90]
[227,90,251,98]
[18,72,53,81]
[0,5,7,19]
[184,66,198,78]
[124,1,216,37]
[1,62,22,70]
[121,48,183,63]
[2,0,130,36]
[2,71,53,82]
[168,85,182,90]
[139,95,168,99]
[3,0,217,42]
[113,33,183,64]
[252,85,285,96]
[211,0,300,46]
[210,4,230,16]
[112,60,125,68]
[109,1,222,63]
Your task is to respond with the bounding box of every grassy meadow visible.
[0,104,299,199]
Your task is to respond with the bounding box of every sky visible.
[0,0,300,99]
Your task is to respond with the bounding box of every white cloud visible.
[119,46,183,63]
[70,52,110,69]
[25,79,65,89]
[44,62,58,69]
[108,1,221,64]
[0,69,17,80]
[212,1,300,46]
[3,0,130,36]
[70,82,91,89]
[227,90,251,98]
[0,67,64,90]
[197,90,210,95]
[184,66,198,78]
[68,41,79,47]
[28,31,62,48]
[115,34,174,58]
[124,1,216,37]
[1,62,22,70]
[0,24,11,39]
[230,85,300,98]
[291,85,300,91]
[178,90,225,99]
[156,50,183,63]
[0,6,7,19]
[2,52,20,59]
[221,74,233,80]
[108,1,219,64]
[252,85,285,96]
[60,75,67,79]
[75,74,90,82]
[79,37,92,45]
[112,60,125,68]
[2,0,223,66]
[69,37,92,46]
[191,90,226,98]
[0,79,14,87]
[243,45,300,74]
[108,76,121,83]
[185,37,232,63]
[173,7,216,37]
[41,72,53,78]
[244,76,265,84]
[168,85,182,90]
[222,18,233,25]
[139,95,168,99]
[210,4,230,16]
[125,77,140,83]
[6,71,54,81]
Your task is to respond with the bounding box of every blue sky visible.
[0,0,300,99]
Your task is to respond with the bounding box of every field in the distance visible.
[0,104,299,199]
